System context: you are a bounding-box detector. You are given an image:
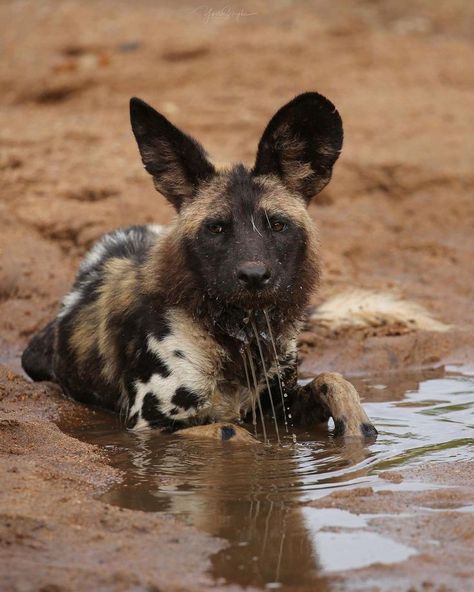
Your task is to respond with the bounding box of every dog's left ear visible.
[253,92,343,202]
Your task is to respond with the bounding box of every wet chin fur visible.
[210,283,283,311]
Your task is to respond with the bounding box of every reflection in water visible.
[65,370,474,590]
[313,530,416,572]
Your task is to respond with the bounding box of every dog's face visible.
[130,93,343,311]
[179,167,315,310]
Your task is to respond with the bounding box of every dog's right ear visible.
[130,98,215,211]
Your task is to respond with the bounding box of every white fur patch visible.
[128,308,221,429]
[147,224,165,236]
[128,307,256,430]
[131,373,182,424]
[79,226,164,276]
[57,289,82,319]
[311,290,451,333]
[78,233,120,274]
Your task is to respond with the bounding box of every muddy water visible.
[65,368,474,590]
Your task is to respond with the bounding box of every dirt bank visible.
[308,463,474,591]
[0,0,473,590]
[0,366,224,591]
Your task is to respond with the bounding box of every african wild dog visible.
[22,92,377,441]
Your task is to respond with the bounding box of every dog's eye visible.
[208,223,224,235]
[270,220,286,232]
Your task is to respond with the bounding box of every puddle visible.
[301,507,417,573]
[313,531,416,572]
[64,369,474,590]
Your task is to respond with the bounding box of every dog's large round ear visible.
[253,92,343,203]
[130,98,216,210]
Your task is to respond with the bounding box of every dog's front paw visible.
[310,372,378,439]
[177,422,258,443]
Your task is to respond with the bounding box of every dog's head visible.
[130,93,343,313]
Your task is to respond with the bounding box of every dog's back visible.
[22,225,163,401]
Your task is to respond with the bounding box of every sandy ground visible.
[0,0,473,590]
[308,464,474,591]
[0,367,225,591]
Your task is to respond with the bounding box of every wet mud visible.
[64,369,474,591]
[1,0,474,590]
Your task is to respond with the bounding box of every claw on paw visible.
[310,372,378,439]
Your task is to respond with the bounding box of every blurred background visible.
[1,0,473,372]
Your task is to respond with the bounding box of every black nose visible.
[237,262,271,290]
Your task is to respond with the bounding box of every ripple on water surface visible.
[65,370,474,589]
